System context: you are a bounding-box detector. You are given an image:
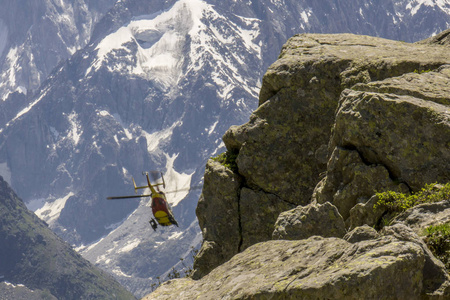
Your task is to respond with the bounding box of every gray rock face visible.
[392,200,450,235]
[344,225,380,243]
[225,33,450,210]
[272,201,346,240]
[193,160,242,279]
[148,227,450,299]
[194,160,295,279]
[417,29,450,46]
[150,29,450,300]
[313,147,406,220]
[194,32,450,283]
[240,187,294,250]
[316,65,450,220]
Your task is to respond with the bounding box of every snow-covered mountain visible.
[0,0,449,297]
[0,0,117,127]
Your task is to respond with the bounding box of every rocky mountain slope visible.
[147,29,450,299]
[0,176,135,299]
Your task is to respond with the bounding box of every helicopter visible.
[107,171,179,231]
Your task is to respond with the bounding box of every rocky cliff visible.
[146,30,450,299]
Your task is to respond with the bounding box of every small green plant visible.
[374,183,450,213]
[211,150,239,173]
[413,68,432,74]
[424,223,450,270]
[167,267,181,279]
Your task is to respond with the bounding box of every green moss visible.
[212,150,239,173]
[423,223,450,270]
[374,183,450,213]
[413,69,432,74]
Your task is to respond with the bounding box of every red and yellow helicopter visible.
[107,171,179,231]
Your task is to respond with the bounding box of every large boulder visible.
[314,65,450,220]
[313,147,408,220]
[343,225,380,243]
[272,201,346,240]
[392,199,450,235]
[224,33,450,208]
[147,225,450,299]
[381,224,450,294]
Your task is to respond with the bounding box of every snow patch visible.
[50,126,59,139]
[163,153,193,207]
[406,0,450,16]
[300,11,310,24]
[3,87,50,129]
[111,267,133,278]
[88,0,207,90]
[186,2,261,101]
[118,238,141,253]
[112,113,132,139]
[67,112,82,145]
[208,120,219,135]
[168,231,183,240]
[97,110,133,140]
[142,121,180,152]
[35,192,74,225]
[3,282,25,288]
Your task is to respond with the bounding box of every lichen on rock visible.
[148,229,448,299]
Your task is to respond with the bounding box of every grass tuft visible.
[211,150,239,173]
[374,183,450,213]
[424,223,450,270]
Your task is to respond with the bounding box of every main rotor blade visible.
[149,170,162,182]
[164,186,203,194]
[107,194,151,200]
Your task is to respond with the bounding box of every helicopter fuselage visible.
[151,192,176,226]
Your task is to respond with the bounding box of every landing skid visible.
[149,218,158,231]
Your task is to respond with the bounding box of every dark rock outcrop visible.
[193,160,242,279]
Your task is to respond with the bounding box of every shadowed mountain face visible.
[0,0,448,297]
[0,176,135,299]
